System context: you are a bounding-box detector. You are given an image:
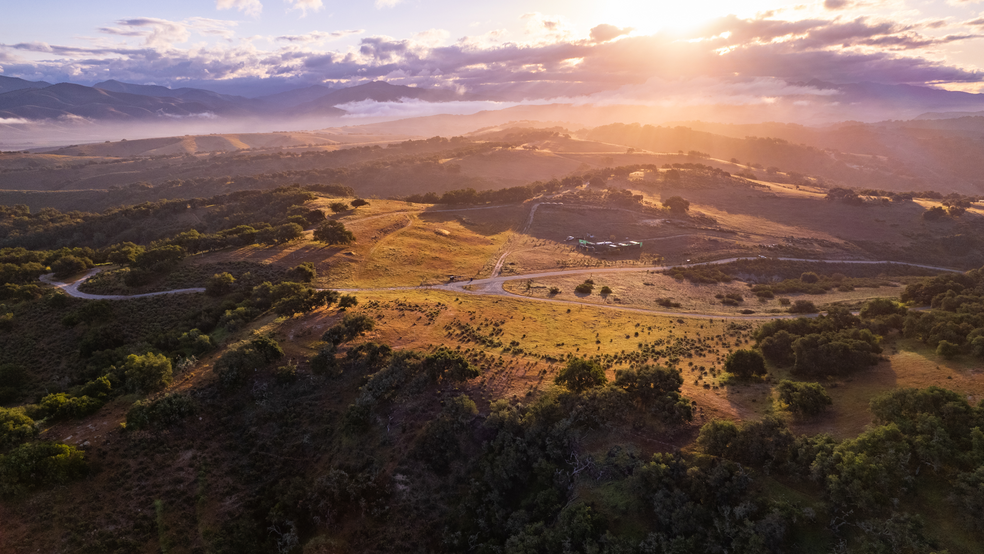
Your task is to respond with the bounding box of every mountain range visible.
[0,77,460,122]
[4,74,984,129]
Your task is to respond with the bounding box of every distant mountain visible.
[0,83,227,120]
[255,85,333,108]
[290,81,460,116]
[0,75,51,94]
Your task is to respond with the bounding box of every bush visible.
[724,349,767,379]
[662,196,690,214]
[0,408,37,451]
[314,220,355,245]
[556,357,607,393]
[423,347,480,382]
[126,393,196,430]
[776,380,832,416]
[788,300,818,313]
[286,262,317,283]
[122,352,173,394]
[574,281,594,294]
[50,256,91,279]
[600,286,613,295]
[206,272,236,296]
[937,340,961,359]
[38,393,104,420]
[322,314,375,345]
[800,272,820,284]
[0,442,87,497]
[351,198,370,208]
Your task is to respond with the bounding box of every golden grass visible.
[502,271,905,316]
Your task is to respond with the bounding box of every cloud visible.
[824,0,853,10]
[4,12,984,104]
[375,0,402,8]
[336,98,526,118]
[100,18,191,48]
[285,0,323,16]
[276,30,364,43]
[590,24,632,43]
[216,0,262,17]
[521,13,574,44]
[0,117,32,125]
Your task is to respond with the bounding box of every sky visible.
[1,0,984,102]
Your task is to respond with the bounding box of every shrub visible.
[215,336,284,389]
[662,196,690,214]
[724,349,767,379]
[776,380,832,416]
[51,256,91,279]
[0,408,37,451]
[778,297,791,306]
[788,300,818,313]
[0,442,87,497]
[322,314,375,345]
[126,393,196,430]
[351,198,370,208]
[314,220,355,245]
[38,393,104,420]
[206,272,236,296]
[600,286,613,295]
[122,352,173,394]
[936,340,961,359]
[286,262,317,283]
[800,272,820,284]
[422,347,480,382]
[556,357,607,393]
[575,282,594,294]
[328,202,349,213]
[549,287,561,295]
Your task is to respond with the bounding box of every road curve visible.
[40,268,206,300]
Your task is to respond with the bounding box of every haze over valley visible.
[3,1,984,553]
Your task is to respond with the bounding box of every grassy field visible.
[501,270,907,315]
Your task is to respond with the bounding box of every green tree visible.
[556,357,607,393]
[776,380,832,416]
[423,347,480,382]
[724,349,767,379]
[936,339,961,359]
[50,256,90,279]
[205,272,236,296]
[314,220,355,245]
[350,198,370,208]
[122,352,173,394]
[328,202,349,213]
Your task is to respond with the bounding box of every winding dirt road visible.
[45,257,958,321]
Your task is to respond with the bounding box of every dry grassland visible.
[502,271,905,315]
